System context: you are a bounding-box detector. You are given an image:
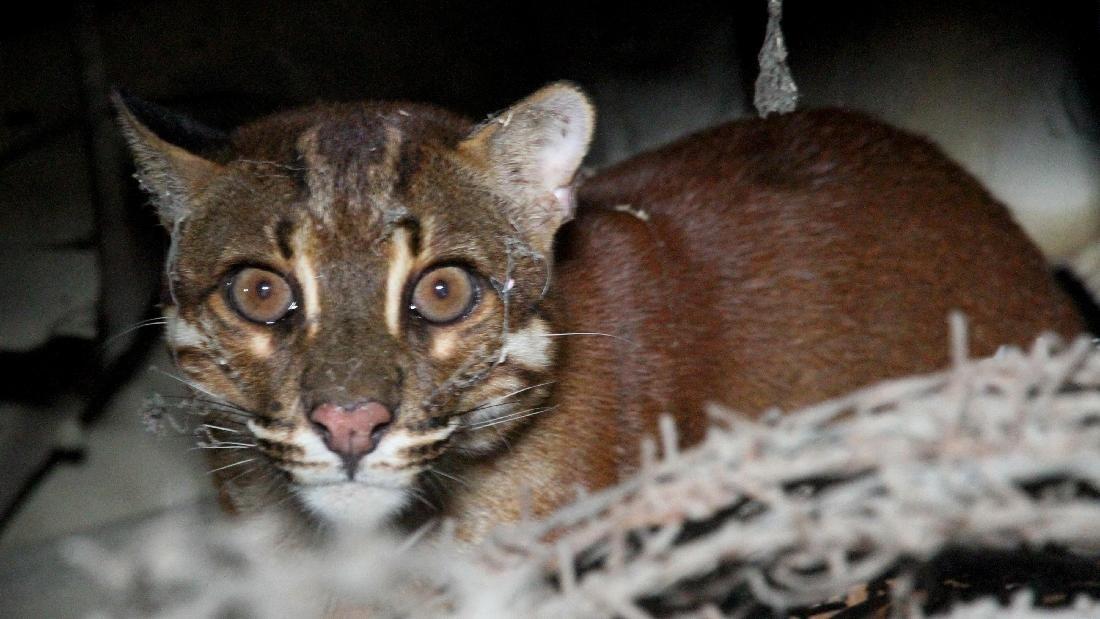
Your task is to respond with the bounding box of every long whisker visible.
[447,399,515,419]
[406,486,438,512]
[101,318,168,348]
[159,394,249,407]
[150,366,225,401]
[224,464,264,485]
[201,423,244,434]
[155,396,257,423]
[397,519,438,554]
[427,467,469,488]
[540,331,636,345]
[466,405,558,431]
[207,458,257,475]
[488,380,556,405]
[158,395,255,416]
[193,438,257,447]
[446,380,558,420]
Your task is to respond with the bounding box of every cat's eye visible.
[410,265,477,324]
[226,267,297,324]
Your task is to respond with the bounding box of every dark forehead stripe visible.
[289,145,310,193]
[312,113,392,169]
[297,115,403,223]
[230,103,473,234]
[393,138,424,196]
[274,218,294,259]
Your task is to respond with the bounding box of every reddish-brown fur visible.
[433,109,1085,539]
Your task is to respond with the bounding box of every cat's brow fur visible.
[116,85,1084,541]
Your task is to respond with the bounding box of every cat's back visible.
[566,109,1084,418]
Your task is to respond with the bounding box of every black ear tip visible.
[111,86,132,103]
[109,86,137,115]
[108,90,230,156]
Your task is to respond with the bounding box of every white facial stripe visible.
[501,317,552,369]
[280,423,334,462]
[255,417,451,474]
[366,426,453,467]
[247,419,291,442]
[292,227,321,337]
[385,227,415,337]
[420,215,436,249]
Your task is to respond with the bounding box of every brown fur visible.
[116,87,1084,542]
[428,109,1084,539]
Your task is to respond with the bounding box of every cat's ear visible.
[112,90,227,229]
[460,82,595,252]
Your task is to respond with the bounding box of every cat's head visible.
[116,84,594,528]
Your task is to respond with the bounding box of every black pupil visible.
[432,279,449,299]
[256,279,273,299]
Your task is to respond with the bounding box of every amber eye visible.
[410,265,477,324]
[226,267,296,324]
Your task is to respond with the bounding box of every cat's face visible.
[117,85,593,528]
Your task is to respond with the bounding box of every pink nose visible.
[309,401,393,472]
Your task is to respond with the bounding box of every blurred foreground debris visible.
[71,317,1100,616]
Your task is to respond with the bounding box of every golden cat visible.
[115,83,1083,541]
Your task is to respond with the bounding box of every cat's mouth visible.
[281,417,457,528]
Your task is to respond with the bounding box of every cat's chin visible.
[296,483,409,531]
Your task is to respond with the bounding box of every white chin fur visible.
[297,483,409,531]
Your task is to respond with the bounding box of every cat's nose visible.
[308,401,393,473]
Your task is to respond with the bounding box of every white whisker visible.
[428,467,469,488]
[224,465,263,485]
[397,519,438,554]
[202,424,242,434]
[540,331,635,345]
[468,405,558,431]
[488,380,556,405]
[102,318,168,347]
[406,486,438,512]
[150,366,225,401]
[207,458,257,474]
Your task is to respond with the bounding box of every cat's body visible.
[116,85,1083,541]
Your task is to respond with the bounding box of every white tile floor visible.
[0,346,214,551]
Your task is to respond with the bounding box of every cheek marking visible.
[501,317,552,369]
[385,227,415,338]
[431,330,459,360]
[165,311,209,349]
[293,228,321,338]
[249,333,274,358]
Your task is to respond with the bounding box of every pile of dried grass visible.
[71,316,1100,617]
